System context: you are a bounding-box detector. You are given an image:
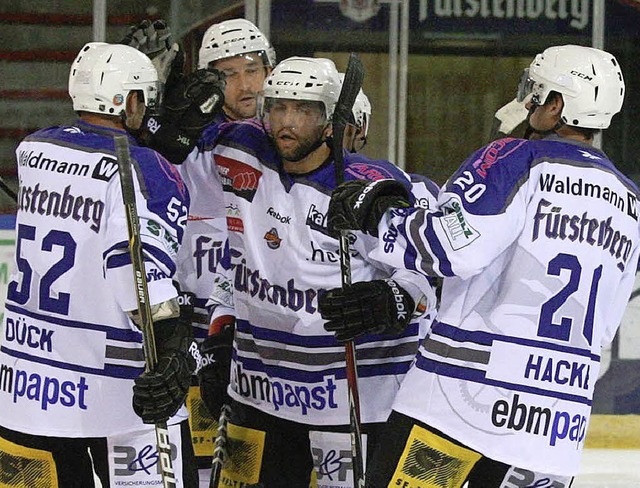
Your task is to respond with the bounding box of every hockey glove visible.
[327,179,410,237]
[133,318,197,424]
[197,314,234,417]
[319,279,415,342]
[490,97,530,139]
[119,19,181,84]
[145,68,226,164]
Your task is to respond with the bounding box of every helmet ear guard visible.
[68,42,161,116]
[522,45,624,129]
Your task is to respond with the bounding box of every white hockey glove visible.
[490,97,530,138]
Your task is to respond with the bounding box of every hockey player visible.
[0,43,199,487]
[344,83,372,153]
[121,17,275,341]
[196,56,439,487]
[174,18,277,339]
[121,17,276,483]
[320,45,639,487]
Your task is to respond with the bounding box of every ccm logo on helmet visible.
[275,81,296,86]
[570,70,593,81]
[384,279,409,321]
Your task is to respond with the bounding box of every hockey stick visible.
[114,134,177,488]
[332,53,366,488]
[209,403,230,487]
[0,175,18,203]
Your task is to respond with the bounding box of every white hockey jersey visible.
[174,114,230,340]
[0,121,189,437]
[373,136,640,476]
[204,119,439,425]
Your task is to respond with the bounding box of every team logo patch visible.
[226,204,244,233]
[440,196,480,250]
[264,227,282,249]
[228,216,244,233]
[215,154,262,202]
[92,156,119,181]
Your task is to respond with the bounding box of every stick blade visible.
[333,53,365,181]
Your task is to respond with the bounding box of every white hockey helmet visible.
[198,18,276,69]
[68,42,160,116]
[338,73,371,136]
[260,57,341,121]
[354,91,372,135]
[518,45,625,129]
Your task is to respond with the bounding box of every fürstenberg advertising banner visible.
[276,0,592,35]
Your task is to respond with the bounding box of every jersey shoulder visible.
[130,145,189,203]
[343,152,409,183]
[201,117,266,151]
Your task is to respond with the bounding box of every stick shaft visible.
[209,403,230,488]
[332,53,366,488]
[0,175,18,203]
[114,134,176,488]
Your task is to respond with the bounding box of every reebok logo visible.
[353,181,377,210]
[385,279,409,321]
[267,207,291,224]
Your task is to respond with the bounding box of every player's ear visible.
[125,91,146,130]
[324,122,334,140]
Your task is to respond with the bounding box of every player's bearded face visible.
[265,99,328,162]
[214,53,269,121]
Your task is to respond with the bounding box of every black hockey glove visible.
[319,279,415,343]
[327,179,411,237]
[133,318,197,424]
[197,314,234,417]
[119,19,182,85]
[145,68,226,164]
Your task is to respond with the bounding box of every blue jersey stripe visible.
[1,346,143,379]
[236,355,412,383]
[5,303,141,342]
[414,353,592,406]
[431,321,600,360]
[236,319,420,348]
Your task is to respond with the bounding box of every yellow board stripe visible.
[585,415,640,449]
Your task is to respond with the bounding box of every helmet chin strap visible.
[526,105,565,139]
[122,111,145,139]
[284,134,328,163]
